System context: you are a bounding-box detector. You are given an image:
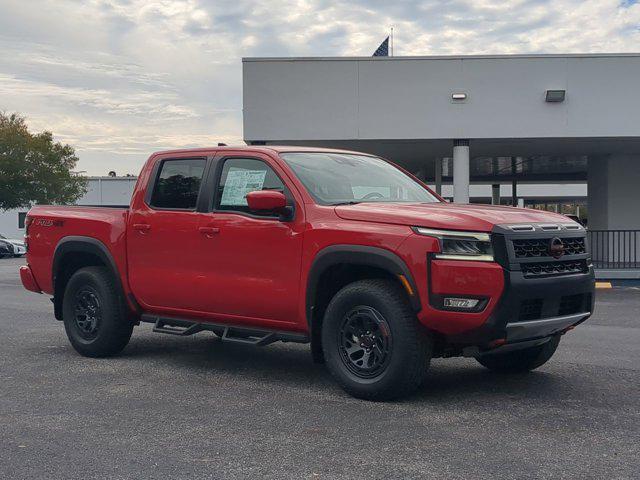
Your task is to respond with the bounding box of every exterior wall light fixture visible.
[545,90,566,103]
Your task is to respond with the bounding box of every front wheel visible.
[476,335,561,373]
[62,266,133,357]
[322,279,432,401]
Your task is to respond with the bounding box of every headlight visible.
[413,227,494,262]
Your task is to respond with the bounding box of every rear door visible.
[127,155,210,313]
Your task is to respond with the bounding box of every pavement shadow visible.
[121,332,333,386]
[115,332,579,403]
[410,361,574,404]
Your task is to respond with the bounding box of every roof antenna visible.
[218,142,227,146]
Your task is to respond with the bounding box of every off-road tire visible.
[476,335,561,373]
[62,266,133,357]
[322,279,432,401]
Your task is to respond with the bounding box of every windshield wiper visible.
[330,201,362,206]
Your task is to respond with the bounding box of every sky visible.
[1,0,639,175]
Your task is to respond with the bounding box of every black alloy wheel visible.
[73,287,102,340]
[62,266,133,357]
[338,306,392,378]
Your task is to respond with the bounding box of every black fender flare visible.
[52,236,127,320]
[305,244,421,328]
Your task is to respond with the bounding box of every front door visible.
[192,155,304,327]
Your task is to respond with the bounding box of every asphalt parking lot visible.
[1,257,639,480]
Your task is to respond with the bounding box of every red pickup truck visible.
[20,146,595,400]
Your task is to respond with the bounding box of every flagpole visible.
[391,27,394,56]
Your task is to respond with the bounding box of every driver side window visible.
[215,158,286,216]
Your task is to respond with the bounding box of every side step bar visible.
[141,314,309,346]
[153,318,205,336]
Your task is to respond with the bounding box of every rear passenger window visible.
[150,159,206,209]
[215,158,286,215]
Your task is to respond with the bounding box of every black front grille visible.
[515,293,591,322]
[522,259,589,278]
[563,238,587,255]
[519,299,543,321]
[513,237,586,258]
[559,293,592,316]
[513,239,548,258]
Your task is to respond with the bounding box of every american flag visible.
[372,37,389,56]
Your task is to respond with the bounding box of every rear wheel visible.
[476,335,561,373]
[322,279,432,401]
[62,266,133,357]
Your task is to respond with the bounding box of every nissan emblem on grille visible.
[548,237,565,259]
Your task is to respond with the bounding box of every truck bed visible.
[26,205,130,295]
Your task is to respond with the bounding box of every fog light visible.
[443,298,480,309]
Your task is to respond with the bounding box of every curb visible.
[596,280,640,289]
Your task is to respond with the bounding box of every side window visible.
[150,158,206,209]
[215,158,285,215]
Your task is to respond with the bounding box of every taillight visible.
[24,216,32,250]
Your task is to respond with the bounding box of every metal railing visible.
[587,230,640,269]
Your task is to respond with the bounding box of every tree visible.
[0,112,87,211]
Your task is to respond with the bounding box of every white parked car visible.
[0,239,14,258]
[0,234,26,257]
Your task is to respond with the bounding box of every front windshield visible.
[281,152,440,205]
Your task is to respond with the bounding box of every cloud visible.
[0,0,639,174]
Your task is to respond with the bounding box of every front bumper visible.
[447,265,595,345]
[506,312,588,342]
[439,223,596,346]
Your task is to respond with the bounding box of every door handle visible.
[133,223,151,232]
[198,226,220,236]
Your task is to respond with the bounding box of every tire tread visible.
[476,335,560,373]
[322,278,431,401]
[63,266,133,357]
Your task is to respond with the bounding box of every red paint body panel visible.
[426,260,505,335]
[25,206,130,297]
[246,190,287,211]
[335,202,571,232]
[22,146,573,343]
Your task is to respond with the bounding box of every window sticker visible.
[352,186,391,199]
[220,168,267,206]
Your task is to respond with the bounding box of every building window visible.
[18,212,27,229]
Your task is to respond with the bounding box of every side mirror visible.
[246,190,289,216]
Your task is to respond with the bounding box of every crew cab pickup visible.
[20,146,595,400]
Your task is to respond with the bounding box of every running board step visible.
[220,329,278,346]
[153,318,204,336]
[142,314,309,346]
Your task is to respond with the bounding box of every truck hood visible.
[334,202,572,232]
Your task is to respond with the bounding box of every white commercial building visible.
[243,53,640,277]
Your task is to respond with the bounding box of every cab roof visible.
[151,145,373,157]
